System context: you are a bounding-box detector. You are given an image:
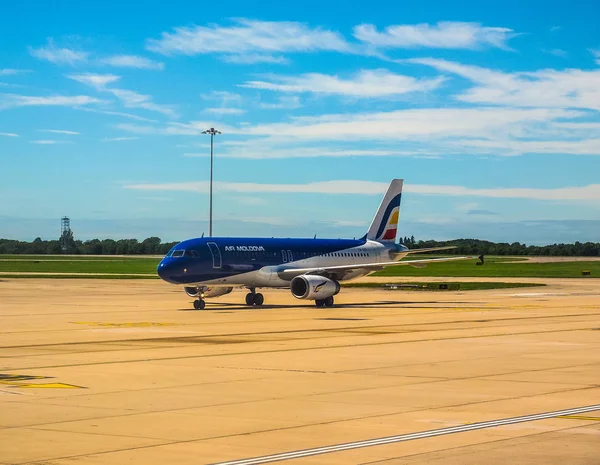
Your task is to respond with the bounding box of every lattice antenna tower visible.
[60,216,71,253]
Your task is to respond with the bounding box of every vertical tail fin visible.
[366,179,403,242]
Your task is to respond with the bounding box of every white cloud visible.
[0,69,30,76]
[124,179,600,201]
[146,18,352,61]
[103,136,139,141]
[68,73,121,88]
[30,139,72,145]
[221,54,289,65]
[238,107,581,141]
[0,132,19,137]
[354,22,516,50]
[29,38,89,65]
[592,49,600,65]
[241,69,444,97]
[101,55,165,70]
[39,129,79,135]
[68,73,176,117]
[108,88,176,117]
[408,58,600,111]
[204,107,246,115]
[201,91,242,103]
[81,108,157,123]
[259,95,302,110]
[0,94,101,110]
[544,48,568,58]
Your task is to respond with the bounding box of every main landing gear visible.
[245,289,264,306]
[193,299,206,310]
[315,296,335,307]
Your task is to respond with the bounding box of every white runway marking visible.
[212,404,600,465]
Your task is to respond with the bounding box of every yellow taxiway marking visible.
[17,383,83,389]
[559,415,600,421]
[72,321,178,327]
[0,374,84,389]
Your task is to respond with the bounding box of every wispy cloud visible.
[0,132,19,137]
[146,18,352,62]
[0,94,101,110]
[29,38,89,65]
[68,73,176,117]
[354,21,517,50]
[241,69,444,97]
[30,139,72,145]
[204,107,246,115]
[68,73,121,87]
[0,69,30,76]
[81,107,157,123]
[544,48,568,58]
[591,49,600,65]
[259,95,302,110]
[407,58,600,111]
[125,179,600,201]
[100,54,165,70]
[467,209,498,215]
[39,129,79,135]
[103,136,139,141]
[221,53,289,65]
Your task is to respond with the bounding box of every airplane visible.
[157,179,473,309]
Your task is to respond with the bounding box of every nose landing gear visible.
[193,299,206,310]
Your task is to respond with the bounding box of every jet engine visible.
[290,275,340,300]
[184,286,233,298]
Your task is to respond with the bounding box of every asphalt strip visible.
[211,404,600,465]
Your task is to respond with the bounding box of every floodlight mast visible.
[201,128,221,237]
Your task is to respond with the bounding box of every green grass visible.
[344,282,546,291]
[0,258,160,274]
[375,256,599,278]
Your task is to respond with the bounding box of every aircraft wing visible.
[278,256,475,281]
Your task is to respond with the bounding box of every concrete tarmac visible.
[1,278,599,464]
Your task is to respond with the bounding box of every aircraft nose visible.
[157,260,170,281]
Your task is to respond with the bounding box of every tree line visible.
[0,237,178,255]
[0,236,598,256]
[401,237,600,257]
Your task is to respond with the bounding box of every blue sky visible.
[1,0,599,244]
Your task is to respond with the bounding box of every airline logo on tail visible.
[366,179,403,242]
[376,202,400,241]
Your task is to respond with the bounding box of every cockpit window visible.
[185,249,199,257]
[171,250,184,257]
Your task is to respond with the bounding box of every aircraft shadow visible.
[177,300,482,312]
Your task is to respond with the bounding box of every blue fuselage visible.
[157,236,400,288]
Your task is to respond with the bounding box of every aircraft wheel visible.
[315,299,325,307]
[193,299,206,310]
[245,293,255,306]
[254,293,264,306]
[324,296,334,307]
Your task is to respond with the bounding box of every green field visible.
[344,282,546,291]
[375,256,599,278]
[0,257,160,274]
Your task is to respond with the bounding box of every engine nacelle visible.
[290,275,340,300]
[184,286,233,298]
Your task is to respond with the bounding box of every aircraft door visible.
[287,250,293,262]
[207,242,222,269]
[281,250,288,263]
